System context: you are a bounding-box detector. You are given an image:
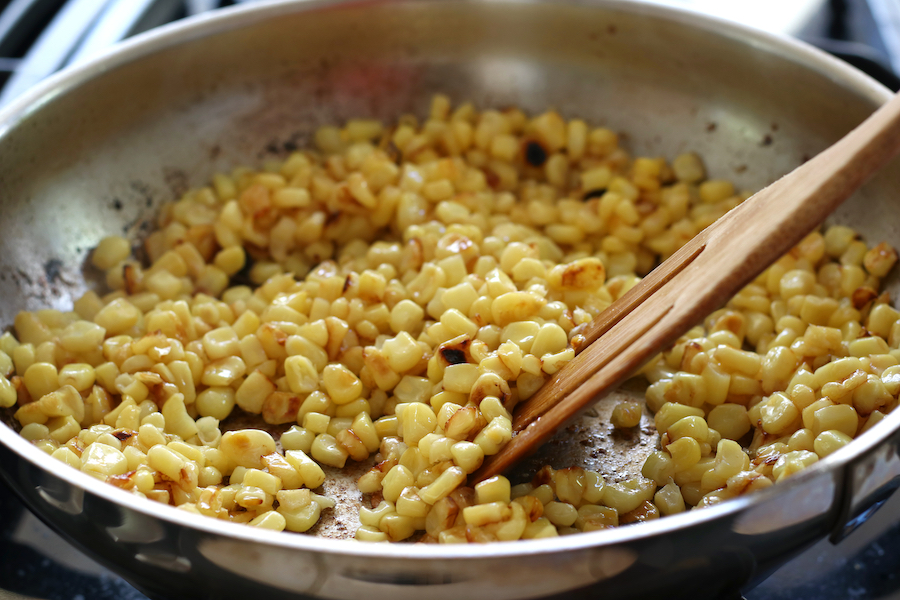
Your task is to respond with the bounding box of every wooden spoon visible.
[472,91,900,484]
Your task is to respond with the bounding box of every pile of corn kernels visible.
[2,95,898,543]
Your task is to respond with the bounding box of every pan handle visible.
[830,423,900,542]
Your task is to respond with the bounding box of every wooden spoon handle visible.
[473,91,900,483]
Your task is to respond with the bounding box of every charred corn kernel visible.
[219,429,276,469]
[284,449,326,488]
[243,468,283,496]
[654,403,705,434]
[760,393,800,435]
[450,441,484,473]
[284,355,319,394]
[195,387,235,421]
[530,323,568,358]
[543,502,578,527]
[201,356,246,387]
[439,363,477,394]
[162,394,199,441]
[862,242,897,276]
[48,416,81,443]
[394,376,432,405]
[713,439,747,479]
[51,446,82,469]
[812,357,862,391]
[0,376,15,408]
[39,385,85,421]
[24,362,59,400]
[380,513,417,542]
[214,246,246,275]
[351,412,380,453]
[707,404,751,441]
[373,415,399,438]
[390,300,425,335]
[249,510,287,531]
[868,304,900,338]
[772,450,819,482]
[809,404,858,437]
[381,332,423,373]
[425,496,461,536]
[147,445,187,481]
[199,466,223,487]
[279,501,321,533]
[321,364,362,405]
[58,364,96,392]
[355,526,390,542]
[813,430,853,458]
[260,453,301,489]
[462,501,510,527]
[59,321,106,354]
[82,443,129,477]
[522,517,560,539]
[641,451,675,486]
[671,153,705,183]
[359,500,394,529]
[474,416,512,455]
[310,433,348,468]
[654,482,686,515]
[573,504,616,532]
[382,465,415,503]
[396,486,430,517]
[15,403,48,426]
[96,432,124,451]
[93,298,141,335]
[474,476,510,505]
[401,403,437,446]
[667,416,709,443]
[235,371,276,414]
[92,236,131,270]
[541,348,574,374]
[699,180,734,204]
[276,489,311,513]
[667,437,701,472]
[787,428,815,452]
[601,478,656,514]
[610,400,642,429]
[21,423,50,441]
[202,327,240,360]
[335,426,368,461]
[549,468,582,506]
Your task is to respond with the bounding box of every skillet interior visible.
[0,0,897,597]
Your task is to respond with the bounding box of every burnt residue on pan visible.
[509,379,657,485]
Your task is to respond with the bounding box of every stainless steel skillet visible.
[0,1,899,599]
